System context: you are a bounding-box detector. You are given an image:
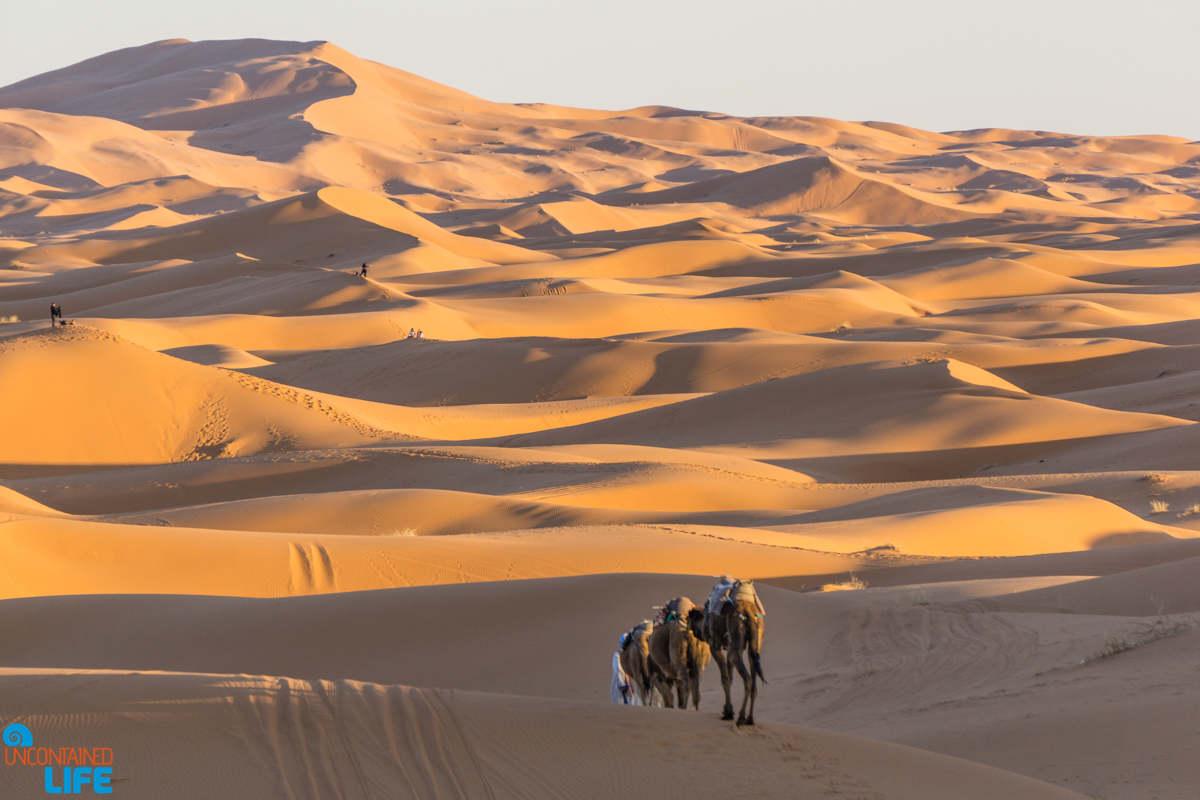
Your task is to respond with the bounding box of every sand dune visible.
[762,486,1181,556]
[1,513,901,599]
[971,554,1200,615]
[239,329,1171,405]
[511,358,1189,462]
[0,324,397,465]
[15,186,541,270]
[0,668,1087,800]
[1,572,1183,798]
[0,485,62,517]
[602,155,979,224]
[0,573,1174,699]
[0,443,813,512]
[101,487,640,536]
[2,36,1199,798]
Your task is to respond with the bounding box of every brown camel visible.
[647,597,710,710]
[618,621,658,706]
[703,578,765,726]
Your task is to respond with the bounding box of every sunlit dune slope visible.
[0,514,881,598]
[0,325,399,464]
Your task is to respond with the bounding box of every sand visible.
[2,36,1199,798]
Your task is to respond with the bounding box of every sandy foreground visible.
[1,37,1199,799]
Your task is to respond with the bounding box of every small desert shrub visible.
[1083,616,1195,664]
[1150,499,1170,514]
[821,575,867,592]
[386,527,419,537]
[910,589,933,606]
[1140,473,1172,486]
[1180,504,1200,517]
[0,315,18,324]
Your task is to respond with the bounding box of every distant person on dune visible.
[359,263,369,278]
[407,328,415,339]
[50,303,62,327]
[416,330,424,339]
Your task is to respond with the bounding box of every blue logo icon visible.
[3,724,32,747]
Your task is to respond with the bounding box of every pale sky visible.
[4,0,1198,139]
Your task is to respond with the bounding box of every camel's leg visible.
[712,649,734,719]
[656,676,675,708]
[730,647,752,726]
[744,608,764,725]
[728,618,754,726]
[745,666,758,726]
[685,642,698,711]
[668,628,691,711]
[688,642,708,711]
[631,663,650,706]
[639,655,658,706]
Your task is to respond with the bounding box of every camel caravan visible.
[613,576,766,726]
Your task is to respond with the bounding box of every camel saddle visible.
[625,620,653,644]
[706,577,766,617]
[654,596,695,625]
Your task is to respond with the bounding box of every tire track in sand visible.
[286,542,337,595]
[230,678,495,800]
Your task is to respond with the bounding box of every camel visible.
[647,597,710,710]
[702,577,766,726]
[618,621,658,706]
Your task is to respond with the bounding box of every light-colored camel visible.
[703,579,765,726]
[647,597,710,710]
[618,621,657,706]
